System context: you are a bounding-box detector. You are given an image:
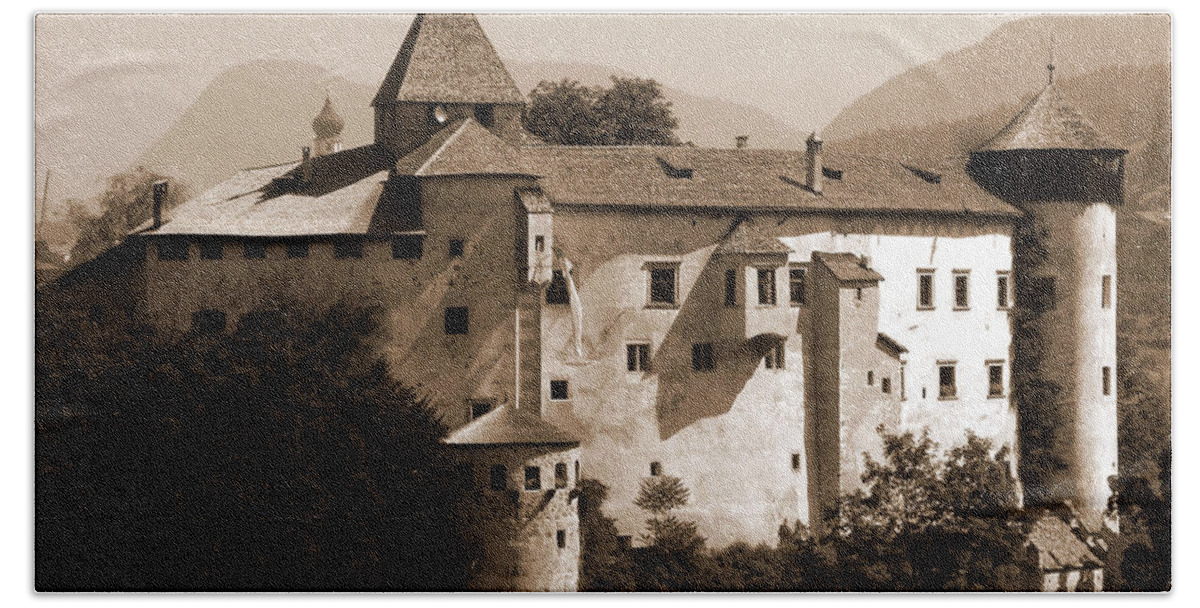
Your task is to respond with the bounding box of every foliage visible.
[68,166,188,266]
[524,77,681,146]
[1112,448,1171,591]
[577,479,636,591]
[35,300,465,590]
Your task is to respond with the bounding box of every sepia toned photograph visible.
[33,11,1171,592]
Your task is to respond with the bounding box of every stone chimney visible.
[805,132,824,195]
[301,146,312,184]
[735,135,749,149]
[151,180,168,229]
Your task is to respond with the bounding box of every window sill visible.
[938,395,958,401]
[916,305,935,311]
[645,303,680,310]
[953,306,970,311]
[988,394,1006,399]
[789,302,807,308]
[755,303,779,309]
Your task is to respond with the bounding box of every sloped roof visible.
[394,118,531,176]
[978,80,1123,152]
[813,252,884,282]
[516,187,553,213]
[1028,514,1102,572]
[140,145,396,237]
[714,220,791,255]
[876,333,909,356]
[522,146,1021,217]
[443,405,580,447]
[373,13,524,106]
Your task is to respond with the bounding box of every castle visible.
[74,14,1123,591]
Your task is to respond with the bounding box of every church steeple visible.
[372,14,526,156]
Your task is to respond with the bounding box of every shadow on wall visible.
[652,250,771,440]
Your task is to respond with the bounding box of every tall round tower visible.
[967,66,1125,532]
[444,405,582,591]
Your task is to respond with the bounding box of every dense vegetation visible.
[523,76,681,146]
[35,301,467,590]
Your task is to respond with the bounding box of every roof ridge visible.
[415,119,472,175]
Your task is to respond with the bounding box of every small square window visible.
[449,239,465,257]
[867,371,874,386]
[627,343,650,372]
[757,268,777,305]
[918,271,935,309]
[334,239,363,259]
[156,240,189,261]
[988,363,1005,397]
[789,266,807,305]
[490,465,507,491]
[650,462,662,477]
[763,342,785,370]
[692,343,715,371]
[881,377,891,394]
[199,241,223,260]
[791,453,801,471]
[286,242,309,259]
[550,380,570,401]
[555,463,568,489]
[546,270,570,304]
[954,272,970,309]
[649,266,678,306]
[557,529,567,549]
[938,364,957,400]
[243,242,266,259]
[392,235,423,259]
[444,307,469,335]
[525,466,542,491]
[1101,275,1113,309]
[1102,366,1112,396]
[534,235,545,252]
[724,268,738,307]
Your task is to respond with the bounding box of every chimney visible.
[301,146,312,184]
[151,180,168,229]
[805,132,824,195]
[735,135,749,149]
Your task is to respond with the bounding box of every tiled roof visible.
[1028,513,1102,572]
[876,333,909,356]
[141,145,396,237]
[813,252,884,282]
[372,14,524,106]
[522,146,1021,217]
[714,219,791,255]
[394,118,530,176]
[444,405,580,447]
[978,81,1123,152]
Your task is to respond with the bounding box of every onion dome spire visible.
[312,96,344,139]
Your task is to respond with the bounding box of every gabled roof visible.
[813,252,884,283]
[521,146,1021,217]
[714,219,791,256]
[1028,513,1103,572]
[394,118,531,176]
[978,80,1124,152]
[443,405,580,447]
[139,145,396,237]
[373,13,524,106]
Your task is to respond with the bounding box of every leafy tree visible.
[1114,448,1171,591]
[68,166,188,266]
[576,478,636,591]
[630,475,706,591]
[524,76,681,146]
[35,300,465,590]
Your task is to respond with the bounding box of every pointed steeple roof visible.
[373,13,524,106]
[393,117,531,176]
[444,405,580,447]
[978,77,1123,152]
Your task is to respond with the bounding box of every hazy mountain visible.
[825,13,1170,142]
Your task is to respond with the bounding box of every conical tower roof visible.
[312,96,344,138]
[373,13,524,106]
[978,77,1123,152]
[444,405,579,447]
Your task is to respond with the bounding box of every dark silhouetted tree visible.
[576,478,636,591]
[68,167,188,265]
[524,76,680,146]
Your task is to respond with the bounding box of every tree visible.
[35,300,466,590]
[523,76,681,146]
[630,475,706,591]
[68,166,188,266]
[576,479,636,591]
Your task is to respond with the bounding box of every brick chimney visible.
[735,135,749,149]
[151,180,168,229]
[805,132,824,195]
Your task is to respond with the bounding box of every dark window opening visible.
[1102,366,1112,396]
[954,273,970,309]
[627,343,650,372]
[692,343,715,371]
[881,377,891,394]
[757,268,777,305]
[286,242,309,259]
[156,240,189,261]
[900,364,907,400]
[989,364,1004,397]
[555,463,568,489]
[191,310,226,335]
[939,364,957,399]
[534,235,545,252]
[724,268,737,307]
[444,307,469,335]
[650,462,662,477]
[469,399,494,420]
[575,460,580,484]
[764,343,785,370]
[546,270,570,304]
[474,104,495,127]
[392,236,423,259]
[856,287,863,301]
[199,241,223,260]
[867,371,874,385]
[789,267,807,305]
[557,529,567,549]
[334,239,363,259]
[490,465,507,491]
[649,267,677,305]
[449,239,465,258]
[550,380,569,401]
[791,453,801,471]
[524,466,541,491]
[918,272,934,308]
[243,242,266,259]
[1101,275,1113,309]
[997,274,1010,309]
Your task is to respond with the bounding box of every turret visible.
[968,67,1125,532]
[311,96,344,156]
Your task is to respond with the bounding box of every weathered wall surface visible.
[374,102,523,157]
[544,207,1014,546]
